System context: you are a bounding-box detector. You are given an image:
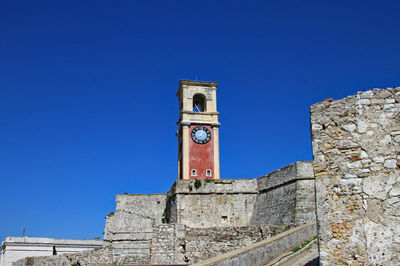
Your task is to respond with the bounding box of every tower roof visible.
[177,80,219,96]
[179,80,219,87]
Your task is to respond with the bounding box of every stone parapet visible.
[257,161,314,192]
[167,179,258,195]
[115,193,166,223]
[251,161,315,226]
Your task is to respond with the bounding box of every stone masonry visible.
[167,162,315,229]
[166,179,258,228]
[103,193,166,264]
[311,87,400,265]
[251,161,316,226]
[151,223,292,264]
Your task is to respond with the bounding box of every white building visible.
[0,237,103,266]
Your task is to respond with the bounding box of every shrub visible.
[194,179,202,189]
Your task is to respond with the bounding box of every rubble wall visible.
[150,224,178,265]
[310,87,400,265]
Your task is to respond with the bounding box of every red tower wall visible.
[188,124,214,179]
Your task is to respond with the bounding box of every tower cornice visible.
[177,120,221,127]
[177,80,219,96]
[179,80,219,87]
[181,111,220,115]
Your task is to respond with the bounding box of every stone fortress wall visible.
[310,87,400,265]
[12,161,316,265]
[166,161,316,230]
[97,161,316,264]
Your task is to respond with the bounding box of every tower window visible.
[206,169,212,177]
[191,169,197,176]
[193,94,206,112]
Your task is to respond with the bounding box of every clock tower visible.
[177,80,220,180]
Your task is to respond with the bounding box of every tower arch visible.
[192,93,206,112]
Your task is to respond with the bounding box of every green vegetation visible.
[292,236,317,253]
[205,179,213,183]
[194,179,202,189]
[161,209,167,223]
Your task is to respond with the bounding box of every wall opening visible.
[193,94,206,112]
[206,169,212,177]
[191,169,197,176]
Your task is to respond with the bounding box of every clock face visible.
[191,126,211,144]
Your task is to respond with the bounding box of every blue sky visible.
[1,0,399,242]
